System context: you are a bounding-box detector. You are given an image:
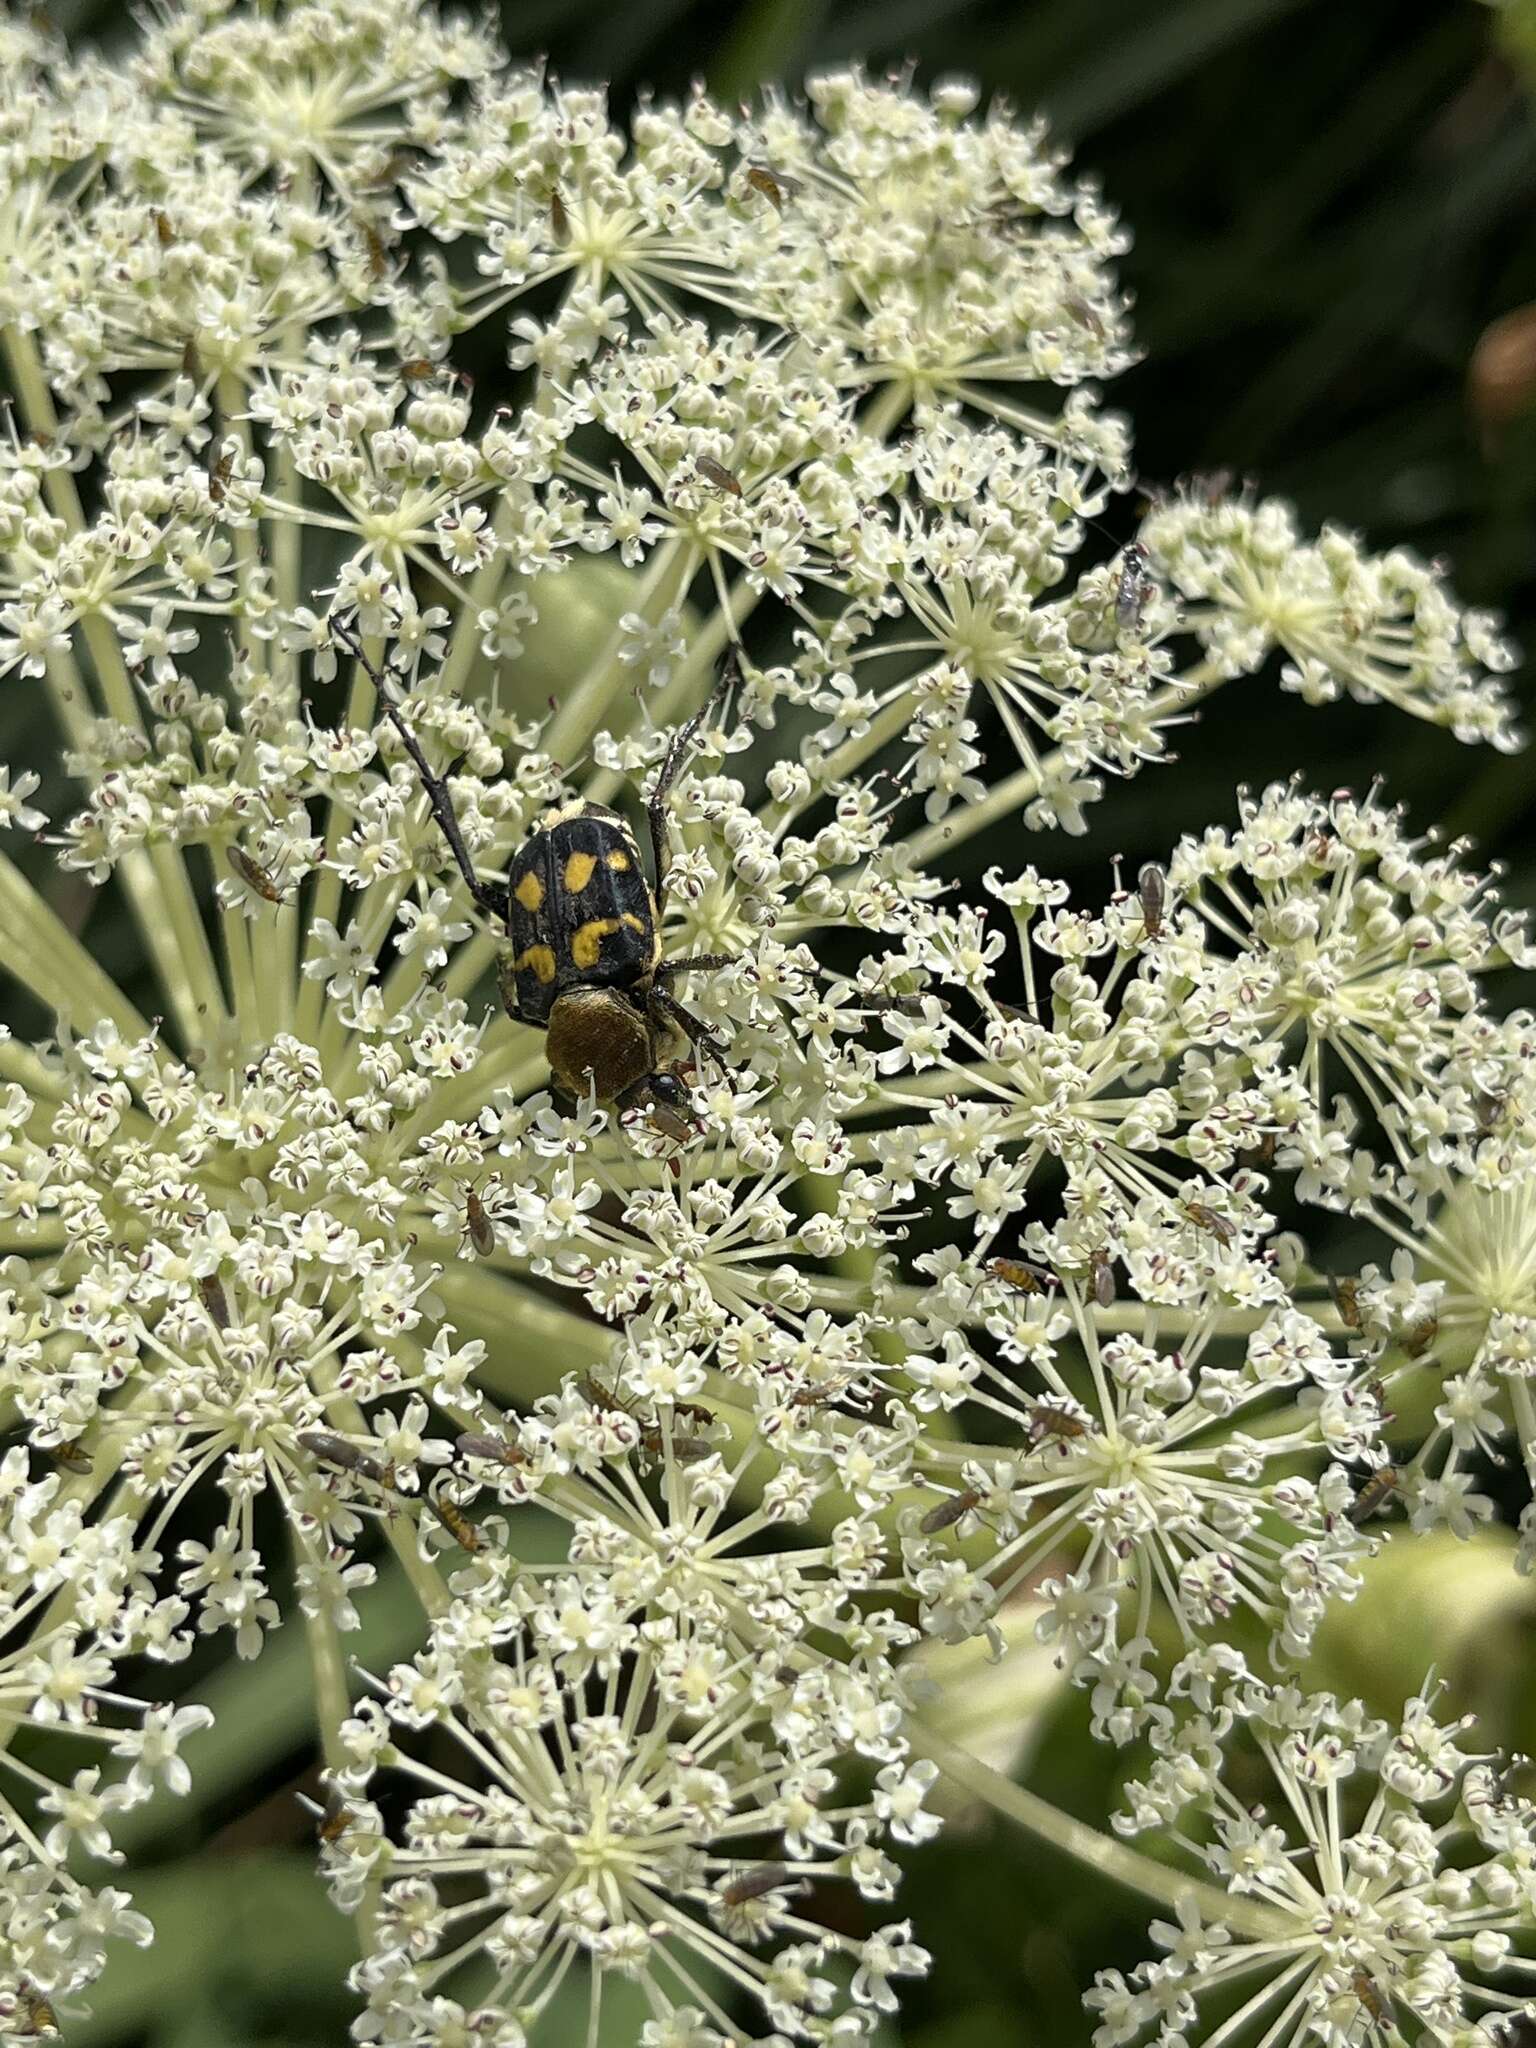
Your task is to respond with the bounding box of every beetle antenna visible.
[330,609,507,923]
[646,651,739,916]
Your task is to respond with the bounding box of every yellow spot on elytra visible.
[514,944,557,984]
[571,918,621,969]
[621,913,645,933]
[514,871,544,913]
[564,851,597,893]
[606,849,631,872]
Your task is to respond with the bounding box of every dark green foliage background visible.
[19,2,1536,2042]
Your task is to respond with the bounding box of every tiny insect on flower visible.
[20,1989,60,2039]
[198,1274,231,1328]
[639,1423,713,1463]
[299,1431,396,1492]
[1403,1314,1439,1358]
[987,1255,1056,1296]
[1114,542,1151,630]
[226,843,287,903]
[1348,1465,1400,1525]
[1183,1201,1235,1245]
[317,1792,357,1844]
[745,163,799,210]
[1330,1273,1364,1330]
[919,1486,984,1535]
[462,1181,495,1258]
[717,1862,794,1906]
[455,1430,528,1468]
[1350,1971,1389,2024]
[1089,1247,1117,1308]
[1136,861,1165,938]
[427,1491,484,1552]
[1026,1403,1088,1446]
[669,1400,716,1430]
[694,454,742,497]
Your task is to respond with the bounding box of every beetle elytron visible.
[332,615,734,1120]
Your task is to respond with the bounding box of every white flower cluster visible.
[0,1,1532,2042]
[328,1574,934,2046]
[1092,1684,1536,2048]
[0,1450,208,2026]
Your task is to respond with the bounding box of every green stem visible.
[295,656,379,1043]
[218,370,295,1043]
[860,380,917,442]
[542,538,698,768]
[898,666,1225,869]
[909,1717,1287,1940]
[3,323,229,1049]
[0,851,150,1039]
[302,1587,356,1772]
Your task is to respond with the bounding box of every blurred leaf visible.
[113,1507,568,1855]
[109,1558,426,1857]
[1305,1525,1536,1745]
[152,1998,240,2048]
[909,2009,1034,2048]
[69,1853,356,2047]
[710,0,829,99]
[904,1598,1067,1827]
[814,0,983,60]
[1045,0,1310,134]
[574,0,696,83]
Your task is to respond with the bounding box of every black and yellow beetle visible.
[332,616,734,1120]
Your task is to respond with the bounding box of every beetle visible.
[331,616,736,1122]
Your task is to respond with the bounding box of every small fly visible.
[462,1180,496,1259]
[198,1274,232,1328]
[987,1255,1055,1297]
[919,1486,983,1535]
[1136,862,1166,939]
[1026,1403,1088,1448]
[226,843,288,905]
[695,454,742,498]
[456,1429,529,1469]
[718,1863,792,1906]
[1089,1248,1117,1309]
[745,165,799,211]
[1348,1466,1399,1526]
[1114,542,1151,631]
[1183,1201,1236,1246]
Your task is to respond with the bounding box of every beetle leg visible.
[331,611,507,925]
[646,652,738,917]
[649,986,730,1068]
[653,952,737,981]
